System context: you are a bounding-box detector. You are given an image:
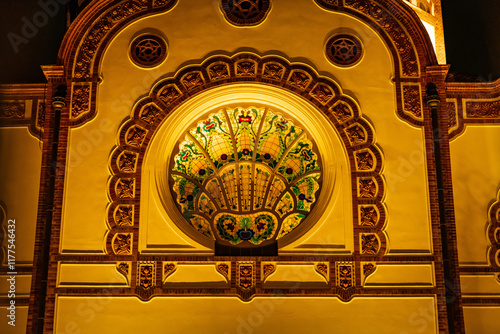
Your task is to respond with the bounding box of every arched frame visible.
[59,0,437,129]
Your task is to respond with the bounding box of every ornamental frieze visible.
[466,100,500,119]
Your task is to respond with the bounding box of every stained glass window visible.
[170,107,321,247]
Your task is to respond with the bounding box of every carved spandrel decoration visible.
[71,84,91,119]
[330,101,353,123]
[336,262,354,290]
[139,104,161,125]
[216,262,230,280]
[261,263,276,280]
[158,85,181,106]
[237,262,254,291]
[315,263,329,280]
[487,192,500,268]
[466,100,500,118]
[361,234,380,255]
[181,72,204,90]
[355,151,374,171]
[235,60,257,76]
[262,63,285,80]
[118,151,138,173]
[107,54,387,288]
[0,102,25,119]
[345,124,366,146]
[310,83,334,105]
[287,71,311,90]
[358,178,377,198]
[359,205,378,226]
[126,125,147,147]
[36,101,45,129]
[137,261,156,290]
[163,262,177,279]
[114,205,134,227]
[402,85,422,119]
[112,233,132,255]
[208,63,230,81]
[116,178,135,199]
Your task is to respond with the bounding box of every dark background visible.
[0,0,499,83]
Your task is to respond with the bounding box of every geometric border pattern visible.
[60,0,434,128]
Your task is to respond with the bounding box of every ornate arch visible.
[57,0,437,129]
[106,52,386,300]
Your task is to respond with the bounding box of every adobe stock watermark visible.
[7,0,71,54]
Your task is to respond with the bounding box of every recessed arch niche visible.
[141,83,353,253]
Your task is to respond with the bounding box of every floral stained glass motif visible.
[171,107,322,246]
